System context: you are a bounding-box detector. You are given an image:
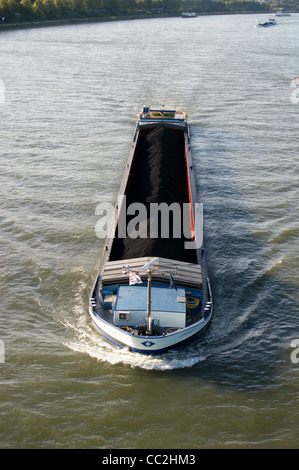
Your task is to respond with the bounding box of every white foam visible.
[60,310,208,370]
[63,330,207,371]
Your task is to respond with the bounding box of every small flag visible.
[169,273,177,290]
[129,271,143,285]
[291,77,296,88]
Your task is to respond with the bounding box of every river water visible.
[1,13,299,449]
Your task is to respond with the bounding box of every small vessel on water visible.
[275,11,291,16]
[182,12,197,18]
[255,18,277,28]
[89,105,213,354]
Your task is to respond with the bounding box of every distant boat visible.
[182,12,197,18]
[255,18,277,28]
[275,12,291,16]
[89,105,213,354]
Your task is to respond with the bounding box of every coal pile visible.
[109,126,197,263]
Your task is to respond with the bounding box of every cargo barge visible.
[89,105,213,354]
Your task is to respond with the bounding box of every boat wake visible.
[60,294,276,371]
[62,316,208,370]
[55,267,208,370]
[62,311,274,371]
[58,261,276,371]
[58,294,255,372]
[56,262,235,370]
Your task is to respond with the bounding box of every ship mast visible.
[141,258,157,335]
[123,257,177,336]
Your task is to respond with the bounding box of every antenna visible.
[141,257,157,271]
